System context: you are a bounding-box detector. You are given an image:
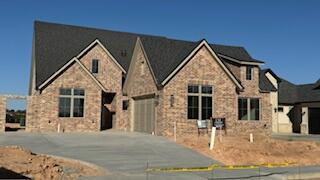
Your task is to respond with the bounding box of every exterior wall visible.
[301,107,308,134]
[26,61,102,132]
[223,59,241,80]
[0,96,5,132]
[277,105,293,133]
[240,65,259,93]
[265,72,279,133]
[270,91,279,132]
[80,44,125,130]
[300,103,320,134]
[160,46,238,136]
[125,42,158,132]
[237,66,273,135]
[26,95,40,131]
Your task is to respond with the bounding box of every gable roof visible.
[278,79,320,104]
[34,21,264,88]
[39,57,107,91]
[160,40,244,89]
[259,69,278,92]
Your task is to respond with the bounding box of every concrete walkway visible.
[1,130,320,179]
[273,133,320,142]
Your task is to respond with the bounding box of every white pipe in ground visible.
[250,133,253,143]
[210,127,216,150]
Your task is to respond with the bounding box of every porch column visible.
[301,107,308,134]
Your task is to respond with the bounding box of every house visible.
[26,21,278,136]
[277,79,320,134]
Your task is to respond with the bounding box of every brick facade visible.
[80,44,125,130]
[26,40,272,136]
[27,61,103,132]
[0,96,5,132]
[236,66,272,135]
[124,42,158,131]
[157,46,272,136]
[159,46,238,136]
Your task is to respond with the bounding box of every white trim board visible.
[217,54,264,66]
[161,40,244,90]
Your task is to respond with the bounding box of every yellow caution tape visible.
[146,162,296,173]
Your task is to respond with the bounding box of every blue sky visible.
[0,0,319,109]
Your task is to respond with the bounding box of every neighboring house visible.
[26,21,278,136]
[277,79,320,134]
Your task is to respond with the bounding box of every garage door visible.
[133,98,155,133]
[309,108,320,134]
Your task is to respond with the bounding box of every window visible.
[92,59,99,74]
[140,60,145,76]
[238,98,260,120]
[188,96,199,119]
[238,98,248,120]
[187,85,213,120]
[59,88,85,117]
[278,107,284,112]
[246,66,253,80]
[122,100,129,110]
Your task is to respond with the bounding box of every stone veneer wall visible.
[26,61,102,132]
[0,96,5,132]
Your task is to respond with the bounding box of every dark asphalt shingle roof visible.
[34,21,263,88]
[259,69,277,92]
[278,79,320,104]
[314,79,320,89]
[278,79,299,104]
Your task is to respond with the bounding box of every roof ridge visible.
[35,20,252,50]
[34,20,168,39]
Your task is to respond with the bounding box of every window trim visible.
[91,59,99,74]
[187,84,213,120]
[58,88,85,118]
[238,97,261,121]
[246,66,253,80]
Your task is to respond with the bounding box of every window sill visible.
[238,120,260,121]
[58,117,85,119]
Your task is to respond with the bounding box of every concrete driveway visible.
[1,131,320,179]
[0,130,215,179]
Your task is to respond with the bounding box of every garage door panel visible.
[133,98,155,133]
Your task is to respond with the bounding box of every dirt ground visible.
[176,134,320,166]
[0,146,106,179]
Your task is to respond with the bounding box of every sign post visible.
[210,127,216,150]
[213,118,225,142]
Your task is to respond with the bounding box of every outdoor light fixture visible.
[170,95,175,107]
[155,94,159,106]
